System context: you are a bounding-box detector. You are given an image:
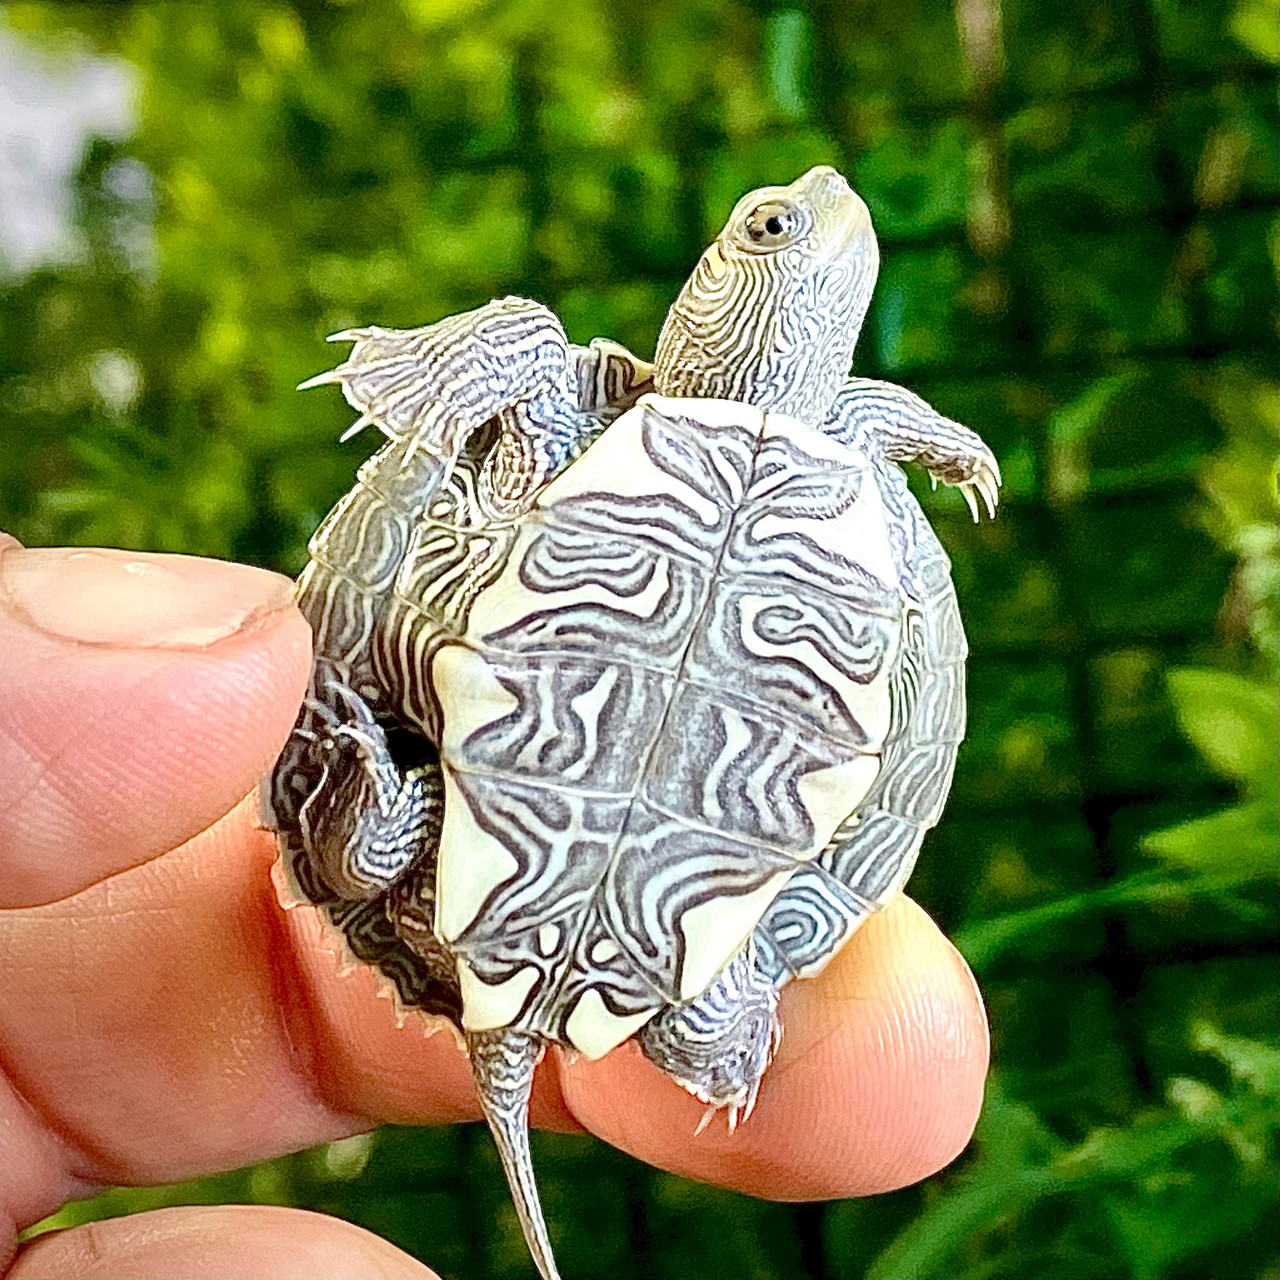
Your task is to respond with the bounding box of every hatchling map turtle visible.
[262,166,1000,1280]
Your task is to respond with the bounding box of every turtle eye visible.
[740,200,806,250]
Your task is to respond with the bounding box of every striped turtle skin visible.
[262,167,999,1280]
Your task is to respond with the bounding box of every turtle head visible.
[653,166,877,424]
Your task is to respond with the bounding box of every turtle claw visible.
[734,1074,764,1129]
[326,679,375,720]
[977,453,1002,517]
[338,412,377,443]
[297,367,345,391]
[955,449,1001,522]
[691,1072,763,1136]
[294,679,435,899]
[302,694,341,731]
[301,683,384,760]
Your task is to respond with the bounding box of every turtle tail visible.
[468,1029,561,1280]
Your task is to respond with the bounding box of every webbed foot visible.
[303,298,609,519]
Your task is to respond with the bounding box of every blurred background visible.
[2,1,1276,1277]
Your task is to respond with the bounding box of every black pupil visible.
[765,215,783,235]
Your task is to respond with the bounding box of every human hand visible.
[0,533,989,1279]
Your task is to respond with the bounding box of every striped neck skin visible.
[652,167,879,427]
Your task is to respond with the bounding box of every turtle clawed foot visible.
[692,1068,769,1136]
[301,298,577,467]
[293,678,437,898]
[303,680,384,759]
[637,941,781,1137]
[954,449,1002,522]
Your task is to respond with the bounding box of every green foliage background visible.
[2,1,1276,1277]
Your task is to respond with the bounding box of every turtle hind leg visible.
[274,672,443,903]
[468,1028,562,1280]
[637,940,781,1132]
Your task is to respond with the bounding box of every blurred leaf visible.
[1144,799,1279,877]
[955,869,1269,972]
[872,1045,1278,1280]
[1230,0,1280,60]
[1141,665,1278,877]
[1194,1020,1280,1098]
[763,9,811,122]
[1164,667,1278,792]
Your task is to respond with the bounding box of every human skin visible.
[0,533,989,1279]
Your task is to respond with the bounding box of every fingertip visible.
[766,896,989,1195]
[0,546,312,906]
[0,546,297,651]
[8,1205,438,1279]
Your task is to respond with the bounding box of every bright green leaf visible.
[1230,0,1280,61]
[1143,798,1278,876]
[1166,666,1279,792]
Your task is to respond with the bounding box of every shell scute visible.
[452,657,671,790]
[474,522,706,669]
[599,803,797,1002]
[921,583,968,663]
[908,661,967,746]
[438,769,627,944]
[640,683,875,854]
[295,564,378,669]
[819,808,925,905]
[684,579,901,750]
[530,399,757,560]
[754,864,872,983]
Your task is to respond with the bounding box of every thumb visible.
[0,535,311,907]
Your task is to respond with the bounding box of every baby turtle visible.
[262,166,999,1280]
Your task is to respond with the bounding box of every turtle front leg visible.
[302,297,587,483]
[282,673,443,903]
[829,379,1001,521]
[637,939,781,1131]
[475,336,656,519]
[474,337,655,519]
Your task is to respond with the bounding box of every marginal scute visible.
[754,865,870,983]
[677,869,793,1000]
[563,988,658,1059]
[458,957,540,1031]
